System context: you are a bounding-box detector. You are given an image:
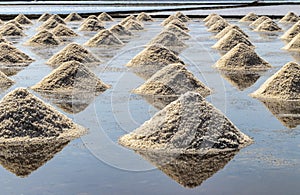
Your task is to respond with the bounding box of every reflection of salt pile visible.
[0,43,34,64]
[133,63,212,97]
[136,150,238,188]
[148,31,186,48]
[251,62,300,100]
[283,33,300,52]
[254,19,282,32]
[212,29,253,51]
[208,19,229,33]
[38,13,52,22]
[14,14,32,25]
[0,70,14,89]
[126,45,184,79]
[239,12,259,22]
[281,21,300,40]
[164,24,190,40]
[98,12,114,21]
[215,25,248,39]
[165,19,189,32]
[0,88,86,142]
[137,12,154,22]
[38,19,59,30]
[84,29,124,47]
[47,43,100,67]
[25,30,61,46]
[79,19,105,31]
[215,43,271,70]
[109,24,132,37]
[52,24,78,37]
[32,60,110,93]
[119,92,252,152]
[250,16,271,28]
[0,139,70,177]
[123,19,144,31]
[0,23,25,36]
[279,12,300,23]
[47,14,66,25]
[64,12,82,22]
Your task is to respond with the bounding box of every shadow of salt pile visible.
[0,139,70,177]
[136,149,239,188]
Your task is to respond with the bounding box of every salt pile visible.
[148,31,186,48]
[38,13,52,22]
[14,14,32,25]
[47,43,100,67]
[84,29,124,47]
[251,62,300,100]
[0,36,12,45]
[126,45,184,79]
[0,88,86,143]
[46,14,66,25]
[25,30,61,46]
[239,12,259,22]
[5,20,24,30]
[0,43,33,64]
[123,19,144,31]
[0,23,25,36]
[161,15,183,26]
[109,24,132,37]
[64,12,83,22]
[174,12,191,22]
[0,70,14,89]
[215,43,271,71]
[120,15,136,25]
[164,24,190,40]
[52,24,78,37]
[279,12,300,23]
[165,19,189,32]
[136,12,154,22]
[38,19,59,30]
[79,19,105,31]
[281,21,300,40]
[207,19,230,33]
[254,19,282,32]
[212,29,253,51]
[133,63,212,97]
[32,60,110,93]
[283,33,300,52]
[98,12,114,21]
[215,25,248,39]
[249,16,271,28]
[205,15,224,27]
[203,13,219,22]
[86,15,99,21]
[119,91,252,152]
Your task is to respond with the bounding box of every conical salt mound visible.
[98,12,114,21]
[25,30,60,46]
[47,43,100,67]
[119,91,253,152]
[215,43,271,71]
[281,21,300,40]
[0,70,14,89]
[164,24,190,40]
[137,12,154,22]
[283,33,300,52]
[123,19,144,31]
[64,12,82,22]
[0,36,12,45]
[79,19,105,31]
[5,20,23,30]
[86,15,99,21]
[133,63,212,97]
[109,24,132,37]
[166,19,189,32]
[207,19,230,33]
[32,61,110,93]
[14,14,32,25]
[279,12,300,23]
[212,29,253,51]
[254,19,282,32]
[0,23,25,36]
[161,15,183,26]
[120,15,136,25]
[249,16,271,28]
[0,88,86,143]
[52,24,78,37]
[149,31,186,48]
[174,12,191,22]
[38,13,52,22]
[38,19,59,30]
[203,13,219,22]
[251,62,300,100]
[46,14,66,25]
[215,25,248,39]
[205,15,224,27]
[0,43,33,64]
[239,12,259,22]
[84,29,123,47]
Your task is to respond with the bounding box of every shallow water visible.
[0,17,299,194]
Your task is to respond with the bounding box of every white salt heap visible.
[148,31,186,48]
[120,15,136,25]
[250,16,271,28]
[174,12,191,22]
[161,15,183,26]
[0,43,33,64]
[254,19,282,32]
[5,20,23,30]
[281,21,300,40]
[279,12,300,23]
[239,12,259,22]
[165,19,189,32]
[119,91,253,152]
[25,30,60,46]
[38,13,52,22]
[207,19,230,33]
[251,62,300,100]
[38,19,59,30]
[164,24,190,40]
[52,24,78,37]
[14,14,32,25]
[64,12,83,22]
[137,12,154,22]
[46,14,66,25]
[84,29,124,47]
[109,24,132,37]
[123,19,144,31]
[98,12,114,21]
[205,15,224,27]
[203,13,219,22]
[283,33,300,52]
[0,23,25,36]
[215,25,248,39]
[0,70,14,89]
[79,19,105,31]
